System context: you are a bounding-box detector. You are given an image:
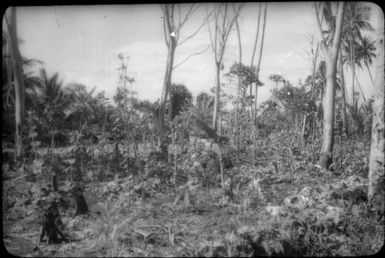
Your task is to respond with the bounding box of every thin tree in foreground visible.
[251,2,267,165]
[368,5,384,204]
[249,3,262,118]
[207,3,241,131]
[4,7,25,160]
[252,2,267,116]
[234,4,243,162]
[158,4,207,147]
[315,2,345,169]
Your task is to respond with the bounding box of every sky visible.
[12,2,381,106]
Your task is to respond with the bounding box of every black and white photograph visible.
[2,2,384,256]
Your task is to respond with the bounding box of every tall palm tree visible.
[36,69,65,104]
[322,2,374,105]
[192,92,214,126]
[357,36,376,87]
[35,68,68,148]
[64,84,97,130]
[268,74,284,90]
[322,2,374,139]
[342,2,374,106]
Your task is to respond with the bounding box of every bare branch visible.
[214,9,219,62]
[219,4,241,62]
[221,3,228,42]
[170,4,175,31]
[160,4,166,14]
[206,11,217,56]
[251,2,262,67]
[314,2,326,43]
[178,4,182,28]
[255,2,268,75]
[207,5,221,63]
[163,15,169,47]
[173,44,211,70]
[234,14,242,63]
[163,5,174,45]
[178,21,205,45]
[178,4,196,30]
[161,5,170,47]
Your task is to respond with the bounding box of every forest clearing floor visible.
[3,138,384,256]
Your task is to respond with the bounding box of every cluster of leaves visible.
[226,62,263,89]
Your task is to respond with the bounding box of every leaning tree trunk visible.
[365,62,376,88]
[368,5,384,204]
[6,7,25,160]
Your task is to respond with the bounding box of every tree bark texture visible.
[368,5,384,203]
[317,2,345,169]
[319,55,338,169]
[6,7,25,159]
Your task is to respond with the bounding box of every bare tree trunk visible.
[235,17,242,162]
[159,40,177,145]
[368,6,384,204]
[301,112,307,138]
[311,42,319,99]
[350,36,356,108]
[338,50,349,138]
[212,63,221,131]
[254,4,267,116]
[354,72,367,105]
[365,62,376,88]
[6,7,25,160]
[319,56,337,168]
[159,4,203,146]
[251,3,267,165]
[209,4,241,131]
[250,3,262,120]
[316,2,345,169]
